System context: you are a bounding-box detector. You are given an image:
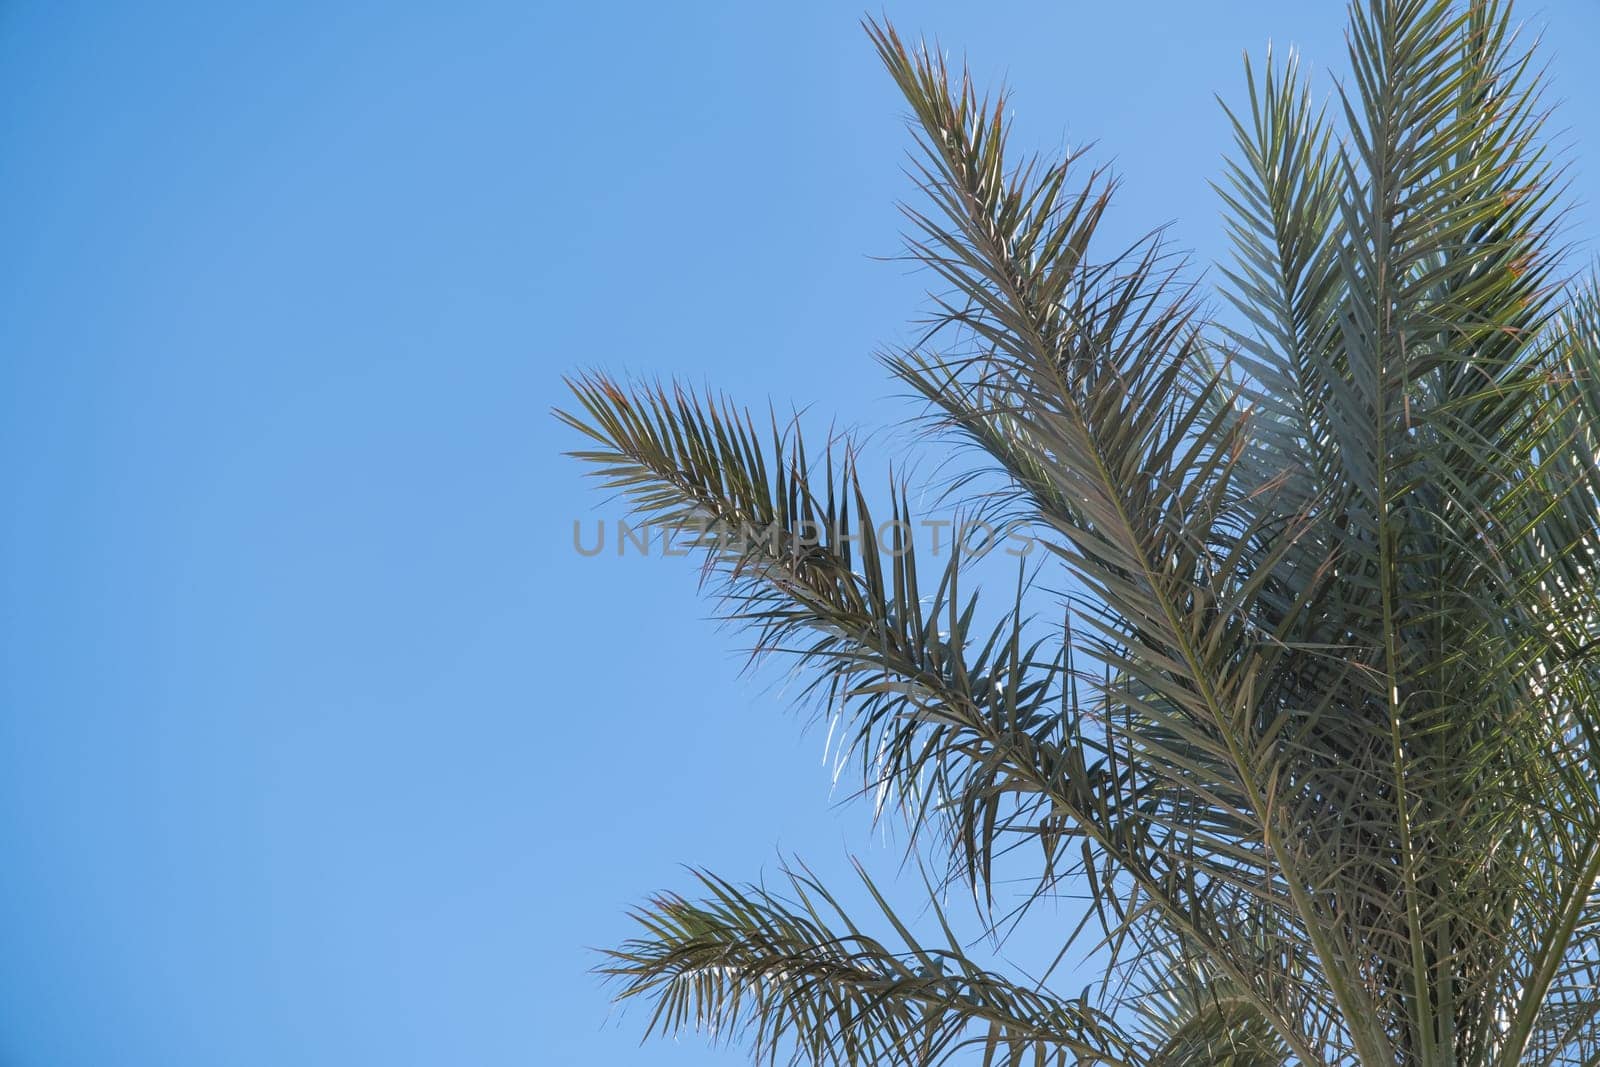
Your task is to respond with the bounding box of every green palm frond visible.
[1131,939,1291,1067]
[558,374,1090,884]
[602,864,1138,1067]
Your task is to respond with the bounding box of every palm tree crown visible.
[559,2,1600,1064]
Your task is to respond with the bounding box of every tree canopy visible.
[560,3,1600,1064]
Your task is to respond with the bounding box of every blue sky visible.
[4,2,1599,1064]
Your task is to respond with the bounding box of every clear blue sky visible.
[3,2,1598,1064]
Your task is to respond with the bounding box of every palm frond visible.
[601,864,1139,1067]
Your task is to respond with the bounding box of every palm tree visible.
[558,1,1600,1064]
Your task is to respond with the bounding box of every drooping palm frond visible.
[558,375,1095,885]
[562,2,1600,1065]
[1129,937,1292,1067]
[602,864,1139,1067]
